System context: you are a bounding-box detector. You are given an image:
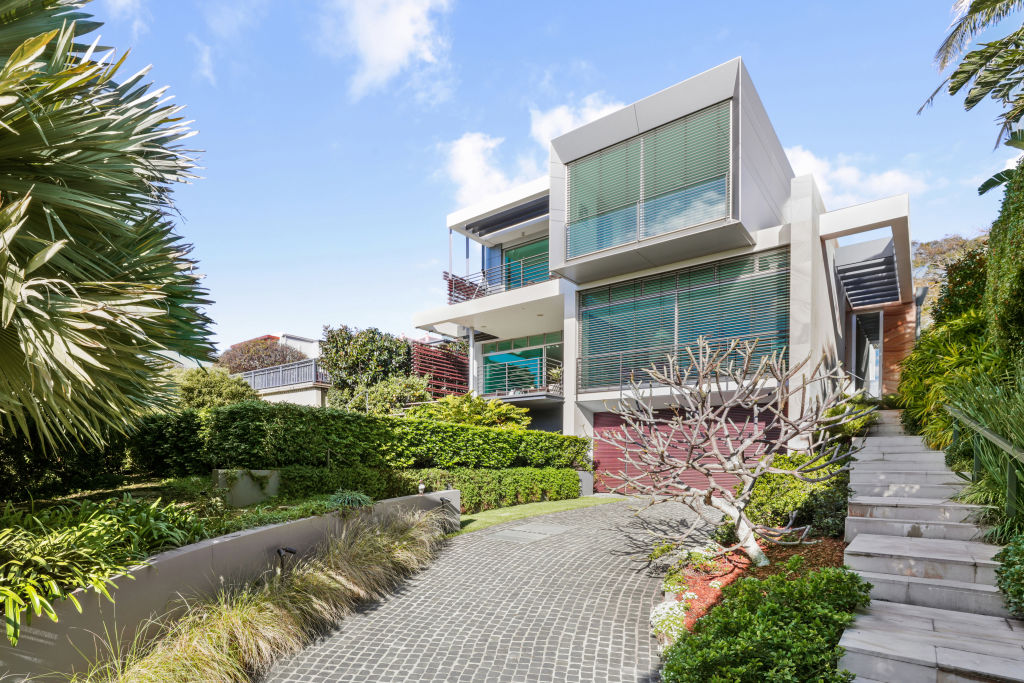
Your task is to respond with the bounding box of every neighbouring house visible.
[411,58,917,486]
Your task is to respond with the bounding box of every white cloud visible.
[529,92,623,148]
[785,145,931,209]
[202,0,269,40]
[104,0,149,40]
[316,0,453,101]
[187,35,216,86]
[441,92,625,208]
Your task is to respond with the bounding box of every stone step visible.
[845,516,985,542]
[855,450,946,464]
[863,435,932,447]
[868,425,908,436]
[845,534,1000,584]
[840,602,1024,683]
[850,469,963,485]
[851,461,955,473]
[848,496,984,523]
[850,482,964,499]
[860,571,1012,618]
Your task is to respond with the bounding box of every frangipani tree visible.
[599,338,867,566]
[0,0,213,449]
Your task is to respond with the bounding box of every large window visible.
[503,238,549,291]
[578,249,789,390]
[481,332,563,395]
[566,100,731,259]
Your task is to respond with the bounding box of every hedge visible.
[134,401,590,478]
[985,156,1024,357]
[277,464,581,513]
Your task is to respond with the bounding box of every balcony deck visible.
[236,358,331,391]
[445,252,553,304]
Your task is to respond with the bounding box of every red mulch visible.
[671,538,848,632]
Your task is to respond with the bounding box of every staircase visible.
[839,410,1024,682]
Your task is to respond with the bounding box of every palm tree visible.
[0,0,213,450]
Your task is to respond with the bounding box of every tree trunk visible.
[711,498,769,566]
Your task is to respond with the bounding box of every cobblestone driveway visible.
[266,500,705,683]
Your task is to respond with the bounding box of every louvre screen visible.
[578,249,789,391]
[566,100,732,259]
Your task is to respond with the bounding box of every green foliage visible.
[0,430,129,500]
[0,495,205,645]
[0,1,214,450]
[406,393,532,430]
[277,465,580,514]
[823,396,876,442]
[326,489,372,510]
[660,565,871,683]
[131,401,589,476]
[986,158,1024,358]
[319,325,412,392]
[897,310,1003,448]
[214,338,306,374]
[175,367,259,410]
[995,533,1024,617]
[933,246,988,325]
[744,450,851,539]
[327,374,432,416]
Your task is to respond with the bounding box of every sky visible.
[95,0,1016,351]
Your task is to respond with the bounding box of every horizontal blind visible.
[579,249,790,390]
[566,100,731,258]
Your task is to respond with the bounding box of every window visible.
[481,332,563,394]
[502,238,549,290]
[578,249,789,390]
[566,100,731,259]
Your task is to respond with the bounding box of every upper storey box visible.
[548,58,793,283]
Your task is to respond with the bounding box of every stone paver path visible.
[267,500,704,683]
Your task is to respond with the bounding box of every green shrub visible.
[0,496,206,646]
[660,560,871,683]
[406,393,532,429]
[897,311,1003,448]
[996,534,1024,617]
[934,246,988,326]
[327,374,433,416]
[0,430,129,500]
[744,451,850,538]
[986,162,1024,358]
[175,367,259,410]
[133,401,589,476]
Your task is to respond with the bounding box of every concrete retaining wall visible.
[0,490,459,681]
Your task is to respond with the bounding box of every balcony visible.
[445,252,552,304]
[237,358,331,391]
[480,357,563,399]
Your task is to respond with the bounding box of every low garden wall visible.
[0,490,460,681]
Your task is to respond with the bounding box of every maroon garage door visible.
[592,407,771,494]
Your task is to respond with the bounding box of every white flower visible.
[680,591,698,601]
[709,580,723,589]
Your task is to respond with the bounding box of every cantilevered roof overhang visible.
[819,194,913,309]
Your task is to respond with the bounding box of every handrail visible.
[480,356,563,397]
[235,358,331,391]
[444,252,551,304]
[947,403,1023,518]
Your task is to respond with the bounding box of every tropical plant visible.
[215,338,307,374]
[327,373,432,416]
[985,162,1024,357]
[176,367,259,410]
[913,232,989,325]
[995,532,1024,616]
[319,325,412,392]
[897,310,1003,447]
[406,393,532,430]
[0,0,213,450]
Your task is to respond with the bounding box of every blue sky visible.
[97,0,1014,350]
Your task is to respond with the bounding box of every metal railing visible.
[444,252,551,304]
[948,404,1023,518]
[480,357,563,397]
[237,358,331,391]
[577,334,788,392]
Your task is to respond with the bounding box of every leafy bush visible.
[985,162,1024,358]
[278,465,580,513]
[0,430,130,500]
[660,559,871,683]
[933,245,988,325]
[175,367,259,410]
[897,310,1002,448]
[0,496,206,645]
[132,401,589,476]
[327,374,432,416]
[995,533,1024,617]
[406,393,532,430]
[319,325,412,391]
[744,450,851,538]
[215,338,306,374]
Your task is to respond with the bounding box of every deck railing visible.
[947,404,1023,518]
[237,358,331,391]
[444,252,551,304]
[481,357,563,397]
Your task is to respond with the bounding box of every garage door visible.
[592,407,769,494]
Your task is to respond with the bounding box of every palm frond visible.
[935,0,1024,69]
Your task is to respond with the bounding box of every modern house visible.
[414,57,916,482]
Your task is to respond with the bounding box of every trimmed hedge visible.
[986,157,1024,357]
[276,465,581,513]
[133,401,590,478]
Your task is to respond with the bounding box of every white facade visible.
[413,58,915,439]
